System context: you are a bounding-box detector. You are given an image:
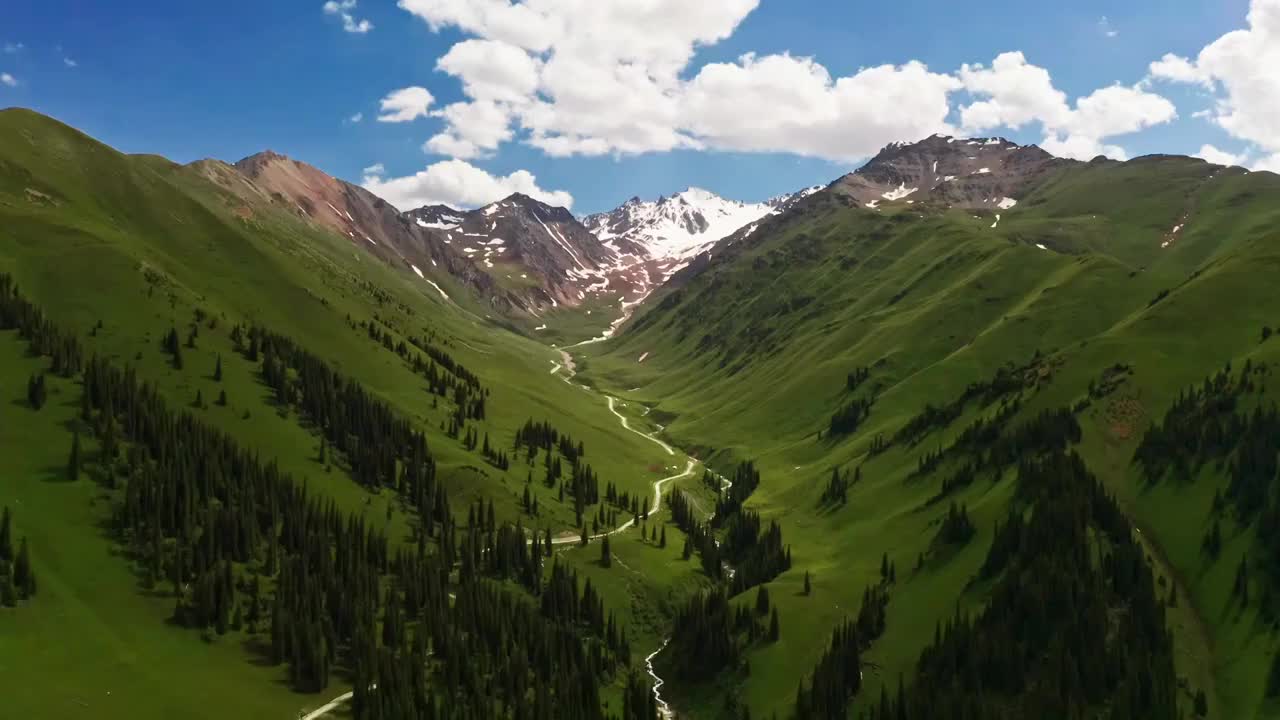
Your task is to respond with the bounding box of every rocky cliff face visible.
[418,193,629,309]
[223,151,516,310]
[832,135,1067,211]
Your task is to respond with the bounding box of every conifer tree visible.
[1268,652,1280,698]
[601,535,612,568]
[768,607,780,642]
[804,570,812,596]
[67,431,81,482]
[660,525,667,548]
[0,507,11,563]
[214,354,223,381]
[755,586,770,615]
[27,373,46,410]
[14,537,35,599]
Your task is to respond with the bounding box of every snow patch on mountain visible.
[881,184,917,201]
[585,187,815,264]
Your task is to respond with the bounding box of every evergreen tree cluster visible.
[856,583,889,643]
[819,465,860,507]
[477,430,511,469]
[0,274,83,377]
[846,366,870,393]
[714,461,762,520]
[365,319,486,393]
[894,451,1177,720]
[404,328,485,391]
[791,448,1179,720]
[925,463,976,506]
[163,326,185,369]
[894,401,967,448]
[721,510,792,596]
[1134,361,1273,510]
[667,589,772,681]
[667,490,725,579]
[935,502,975,546]
[793,619,863,720]
[514,418,586,465]
[620,672,662,720]
[0,507,37,605]
[892,357,1040,448]
[511,418,604,525]
[359,317,490,433]
[1086,363,1134,400]
[668,464,792,594]
[829,396,874,436]
[923,407,1079,484]
[911,406,1081,507]
[245,325,442,494]
[1,274,651,720]
[1132,361,1280,614]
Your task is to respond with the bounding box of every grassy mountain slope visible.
[0,109,685,718]
[580,154,1280,718]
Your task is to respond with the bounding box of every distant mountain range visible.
[200,134,1123,330]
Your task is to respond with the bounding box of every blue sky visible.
[1,0,1271,214]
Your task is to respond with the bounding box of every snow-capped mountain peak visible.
[585,187,804,264]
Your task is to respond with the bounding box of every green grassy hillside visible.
[0,108,688,718]
[6,103,1280,720]
[581,155,1280,718]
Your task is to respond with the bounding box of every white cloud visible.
[436,39,540,103]
[1148,53,1209,87]
[1253,153,1280,173]
[63,57,78,68]
[424,99,514,158]
[349,111,364,123]
[1040,135,1126,162]
[377,86,434,122]
[423,133,484,160]
[0,73,17,88]
[1068,84,1177,139]
[1147,0,1280,163]
[958,52,1071,131]
[397,0,761,159]
[397,0,559,52]
[960,52,1175,160]
[2,43,22,54]
[1098,16,1118,38]
[361,158,573,210]
[323,0,373,34]
[1196,144,1247,166]
[682,54,959,161]
[363,162,386,175]
[388,1,1176,164]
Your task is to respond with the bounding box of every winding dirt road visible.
[298,690,353,720]
[548,457,696,545]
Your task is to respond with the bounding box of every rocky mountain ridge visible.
[216,134,1080,329]
[832,134,1068,211]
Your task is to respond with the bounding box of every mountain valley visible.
[3,104,1280,720]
